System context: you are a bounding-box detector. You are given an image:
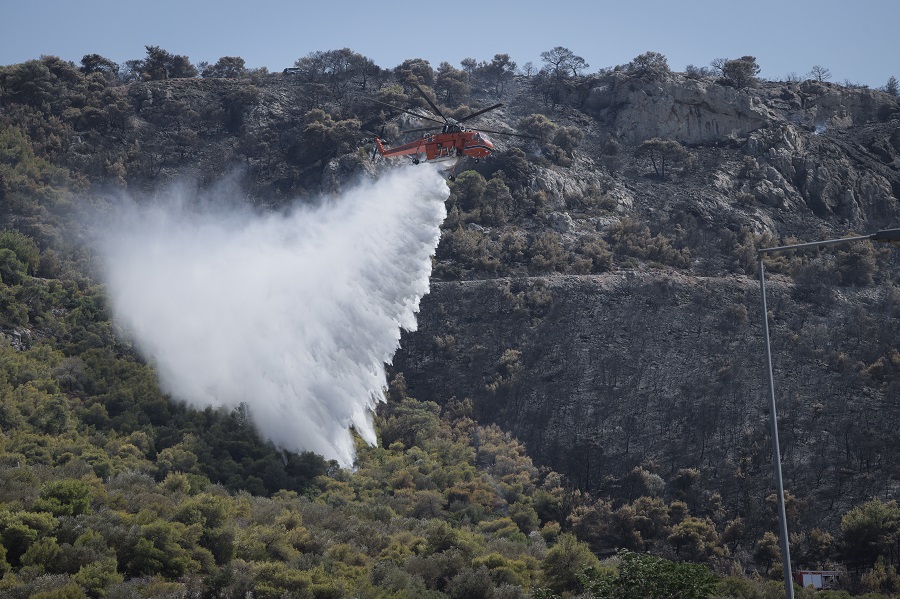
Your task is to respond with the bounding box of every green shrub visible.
[34,480,93,517]
[540,533,601,595]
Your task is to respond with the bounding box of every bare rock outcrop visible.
[584,73,774,145]
[796,80,895,130]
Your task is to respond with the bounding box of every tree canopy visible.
[540,46,589,80]
[721,56,761,88]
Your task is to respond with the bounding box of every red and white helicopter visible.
[371,84,535,179]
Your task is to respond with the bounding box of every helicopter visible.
[370,84,536,179]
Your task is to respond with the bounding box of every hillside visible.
[396,73,900,531]
[1,50,900,597]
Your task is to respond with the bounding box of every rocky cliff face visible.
[584,74,774,145]
[578,74,900,226]
[583,73,896,146]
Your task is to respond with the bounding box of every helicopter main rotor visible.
[371,83,539,142]
[373,83,505,131]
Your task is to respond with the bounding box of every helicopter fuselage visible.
[375,128,494,163]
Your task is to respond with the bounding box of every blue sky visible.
[2,0,897,88]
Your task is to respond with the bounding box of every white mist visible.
[99,166,449,467]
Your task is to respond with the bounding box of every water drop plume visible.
[99,166,449,467]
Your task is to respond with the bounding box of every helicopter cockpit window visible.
[473,132,481,141]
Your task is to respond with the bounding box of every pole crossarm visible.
[759,229,900,255]
[871,228,900,246]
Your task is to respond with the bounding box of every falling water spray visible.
[99,166,449,467]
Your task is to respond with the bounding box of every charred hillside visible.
[395,73,900,535]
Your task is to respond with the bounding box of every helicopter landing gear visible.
[412,158,420,165]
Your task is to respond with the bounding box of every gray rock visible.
[584,73,773,145]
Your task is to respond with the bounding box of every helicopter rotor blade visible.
[459,103,504,122]
[412,83,448,122]
[401,126,443,134]
[371,99,444,125]
[477,128,540,140]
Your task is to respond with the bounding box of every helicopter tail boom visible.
[374,137,425,158]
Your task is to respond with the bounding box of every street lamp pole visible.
[757,228,899,599]
[758,255,795,599]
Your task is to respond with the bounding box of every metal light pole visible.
[758,228,899,599]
